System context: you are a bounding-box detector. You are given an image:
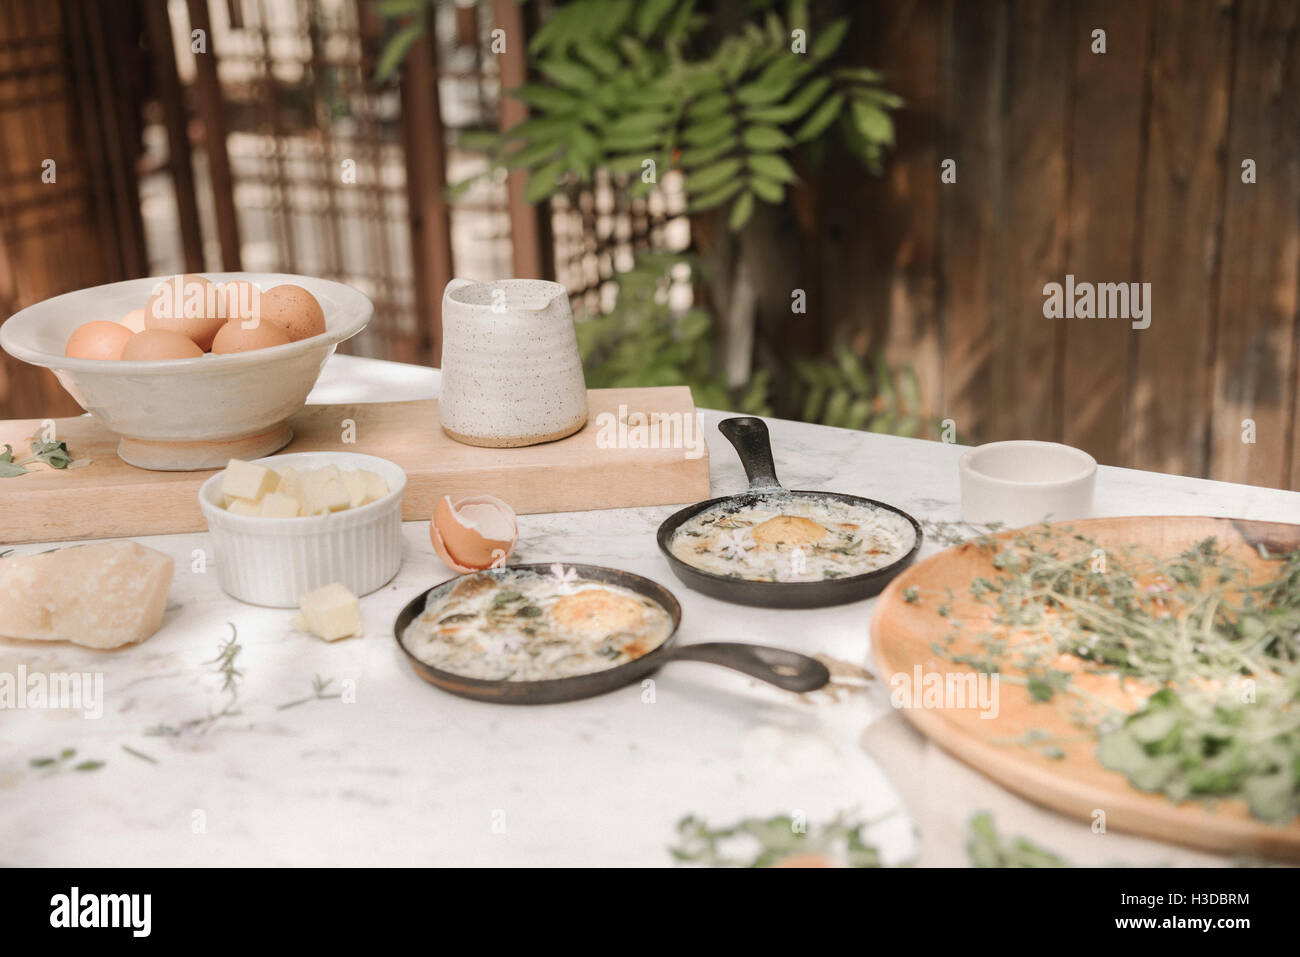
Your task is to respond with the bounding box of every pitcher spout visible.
[443,278,569,313]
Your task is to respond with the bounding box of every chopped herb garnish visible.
[931,525,1300,823]
[29,747,104,774]
[438,613,477,624]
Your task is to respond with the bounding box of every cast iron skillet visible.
[656,417,923,609]
[394,563,829,705]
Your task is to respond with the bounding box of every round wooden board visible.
[870,516,1300,861]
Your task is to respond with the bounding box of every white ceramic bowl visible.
[198,451,406,608]
[959,440,1097,527]
[0,272,372,470]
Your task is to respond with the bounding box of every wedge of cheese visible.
[0,542,173,649]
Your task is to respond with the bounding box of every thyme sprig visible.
[145,623,243,739]
[210,626,243,695]
[920,518,1004,548]
[277,675,343,710]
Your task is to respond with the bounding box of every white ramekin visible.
[198,451,406,607]
[958,440,1096,527]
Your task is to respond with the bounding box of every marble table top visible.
[3,355,1297,867]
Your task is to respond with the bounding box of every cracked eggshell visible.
[430,494,518,572]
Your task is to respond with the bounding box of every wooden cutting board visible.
[0,386,711,544]
[871,516,1300,861]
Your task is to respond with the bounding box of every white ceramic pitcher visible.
[438,278,589,447]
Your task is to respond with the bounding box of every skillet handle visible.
[667,642,830,693]
[718,416,783,490]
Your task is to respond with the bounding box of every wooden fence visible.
[0,1,147,419]
[1,1,1297,491]
[837,0,1299,490]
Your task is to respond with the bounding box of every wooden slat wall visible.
[994,0,1071,443]
[850,0,1300,490]
[1060,0,1151,467]
[0,0,145,419]
[841,1,943,420]
[938,0,1005,443]
[1129,0,1231,477]
[1210,0,1300,490]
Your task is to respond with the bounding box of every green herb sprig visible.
[670,812,884,868]
[0,440,76,477]
[921,525,1300,823]
[277,675,343,711]
[145,623,243,739]
[966,812,1070,867]
[29,747,103,773]
[669,810,1086,868]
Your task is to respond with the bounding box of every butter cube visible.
[295,582,363,641]
[362,470,390,503]
[221,459,279,503]
[313,464,343,485]
[339,470,369,508]
[275,466,301,499]
[227,497,261,516]
[314,477,351,512]
[297,478,321,513]
[259,491,301,518]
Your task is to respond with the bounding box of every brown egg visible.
[144,274,223,350]
[210,319,293,354]
[430,494,518,572]
[121,329,205,360]
[119,307,147,333]
[65,320,134,360]
[217,280,262,324]
[258,284,326,342]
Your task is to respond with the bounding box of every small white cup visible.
[959,440,1096,527]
